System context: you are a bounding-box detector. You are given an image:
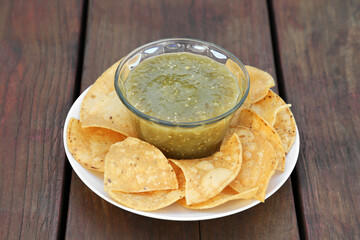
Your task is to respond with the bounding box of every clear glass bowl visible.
[115,38,249,159]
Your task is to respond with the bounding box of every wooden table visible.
[1,0,359,239]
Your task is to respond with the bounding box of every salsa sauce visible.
[125,52,240,122]
[122,52,242,159]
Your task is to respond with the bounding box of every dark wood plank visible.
[65,0,299,239]
[198,0,299,238]
[65,1,200,239]
[272,0,360,238]
[0,0,83,239]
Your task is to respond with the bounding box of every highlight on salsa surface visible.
[115,39,249,159]
[67,38,297,212]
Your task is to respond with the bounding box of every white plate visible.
[63,86,300,221]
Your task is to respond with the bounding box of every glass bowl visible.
[114,38,249,159]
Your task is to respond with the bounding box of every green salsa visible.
[121,52,242,159]
[125,53,240,122]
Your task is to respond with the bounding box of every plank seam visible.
[57,0,89,239]
[199,221,202,240]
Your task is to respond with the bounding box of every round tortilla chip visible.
[250,90,290,125]
[66,118,126,172]
[245,65,275,103]
[230,109,286,171]
[104,137,178,192]
[227,127,278,202]
[170,134,242,205]
[80,59,137,137]
[177,186,258,209]
[274,106,296,153]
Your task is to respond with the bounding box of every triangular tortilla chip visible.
[66,118,126,172]
[230,109,286,171]
[170,162,186,191]
[250,90,290,125]
[227,127,278,202]
[170,134,242,205]
[80,60,137,137]
[245,65,275,103]
[104,137,178,192]
[107,163,185,211]
[177,186,258,209]
[274,106,296,153]
[225,59,251,109]
[108,188,184,212]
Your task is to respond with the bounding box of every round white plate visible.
[63,86,300,221]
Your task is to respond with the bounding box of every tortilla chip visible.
[108,188,184,212]
[245,65,275,103]
[104,137,178,192]
[227,127,278,202]
[231,109,286,171]
[80,60,137,137]
[177,186,258,209]
[170,134,242,205]
[66,118,126,172]
[225,59,251,109]
[250,90,290,125]
[107,162,184,211]
[170,162,186,191]
[274,106,296,153]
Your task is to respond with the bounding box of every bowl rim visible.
[114,38,250,128]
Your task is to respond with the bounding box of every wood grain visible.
[65,0,299,239]
[0,0,83,239]
[272,0,360,238]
